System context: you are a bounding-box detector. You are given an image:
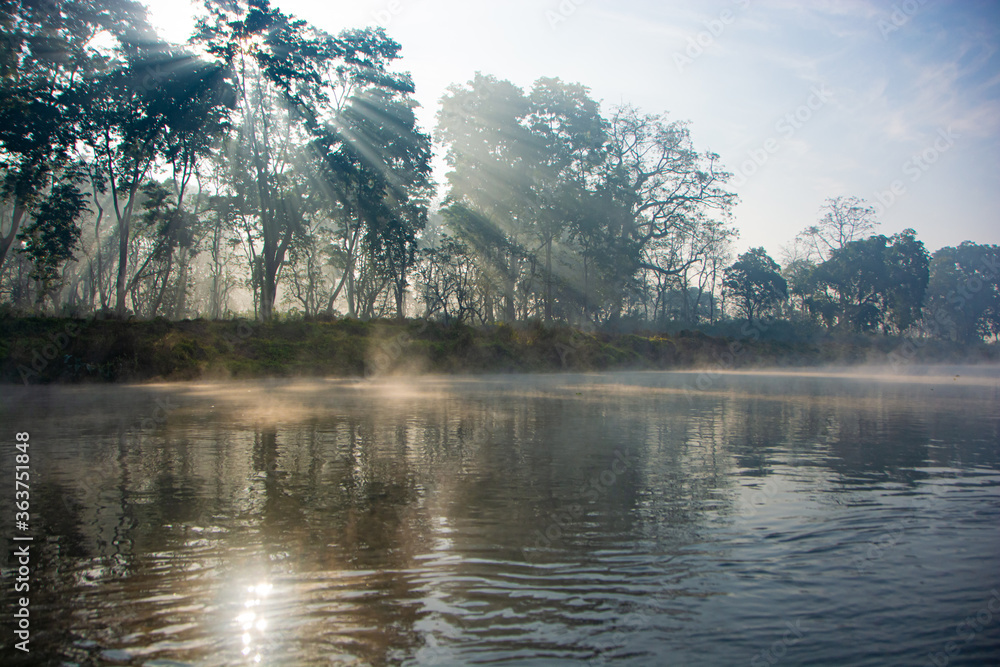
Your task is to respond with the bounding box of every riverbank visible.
[1,316,996,384]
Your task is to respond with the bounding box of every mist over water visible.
[1,368,998,665]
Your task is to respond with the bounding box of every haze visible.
[145,0,1000,257]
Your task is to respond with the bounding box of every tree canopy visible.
[723,247,787,323]
[0,1,996,345]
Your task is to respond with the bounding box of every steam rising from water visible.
[1,366,998,664]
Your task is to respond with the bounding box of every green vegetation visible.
[3,315,995,384]
[2,2,997,351]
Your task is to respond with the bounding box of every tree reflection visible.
[4,375,998,664]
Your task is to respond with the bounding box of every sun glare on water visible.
[236,581,274,663]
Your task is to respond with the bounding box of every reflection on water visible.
[1,369,999,665]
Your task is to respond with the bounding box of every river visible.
[1,368,998,665]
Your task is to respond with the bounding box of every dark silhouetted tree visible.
[926,242,1000,343]
[723,247,787,322]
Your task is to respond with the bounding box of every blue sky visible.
[146,0,1000,259]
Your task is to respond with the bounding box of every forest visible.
[2,0,999,346]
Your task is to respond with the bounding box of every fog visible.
[4,1,1000,663]
[2,369,998,664]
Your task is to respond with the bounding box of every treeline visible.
[729,198,1000,344]
[1,0,997,345]
[2,0,431,321]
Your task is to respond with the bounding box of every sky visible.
[143,0,1000,259]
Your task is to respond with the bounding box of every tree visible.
[437,73,537,322]
[723,247,787,322]
[797,196,879,262]
[810,231,928,334]
[82,32,234,317]
[416,234,487,323]
[641,217,735,325]
[565,183,643,325]
[16,179,88,307]
[332,87,432,319]
[437,78,734,326]
[604,105,737,322]
[526,77,606,321]
[0,0,152,277]
[131,180,203,318]
[197,0,426,320]
[925,242,1000,343]
[884,229,929,332]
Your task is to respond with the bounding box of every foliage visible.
[0,2,995,348]
[809,230,928,334]
[723,247,787,322]
[926,242,1000,343]
[17,180,88,304]
[196,0,430,321]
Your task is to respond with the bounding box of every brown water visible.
[1,369,999,665]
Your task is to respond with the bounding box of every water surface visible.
[1,368,999,665]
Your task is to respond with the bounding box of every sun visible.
[140,0,199,45]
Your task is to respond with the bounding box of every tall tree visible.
[810,231,928,334]
[797,196,879,262]
[16,178,88,307]
[926,242,1000,343]
[884,229,929,333]
[604,105,736,322]
[437,73,536,322]
[0,0,151,276]
[197,0,424,320]
[80,22,234,317]
[723,247,787,323]
[328,87,432,319]
[526,77,606,321]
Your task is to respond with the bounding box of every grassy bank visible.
[1,316,996,384]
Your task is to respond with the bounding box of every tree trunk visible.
[261,261,277,321]
[150,250,174,317]
[115,216,130,317]
[347,269,355,318]
[544,239,552,322]
[0,203,26,275]
[173,248,189,319]
[395,278,405,320]
[503,253,516,323]
[94,205,107,310]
